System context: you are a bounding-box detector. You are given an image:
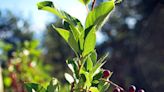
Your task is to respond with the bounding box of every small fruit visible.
[138,89,145,92]
[102,70,110,78]
[113,87,121,92]
[129,85,136,92]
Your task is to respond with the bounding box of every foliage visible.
[0,40,51,92]
[25,0,123,92]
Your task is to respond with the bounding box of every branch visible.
[91,0,96,11]
[100,78,124,91]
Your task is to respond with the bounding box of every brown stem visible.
[91,0,96,11]
[70,82,75,92]
[100,78,124,91]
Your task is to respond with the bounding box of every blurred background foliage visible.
[0,0,164,92]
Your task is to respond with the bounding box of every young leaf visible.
[52,25,80,54]
[90,50,97,65]
[90,53,109,76]
[82,26,96,56]
[64,73,74,84]
[69,25,81,41]
[79,0,90,5]
[86,56,93,71]
[85,0,115,30]
[37,1,64,19]
[52,25,70,42]
[25,83,46,92]
[89,87,99,92]
[47,78,60,92]
[37,1,84,30]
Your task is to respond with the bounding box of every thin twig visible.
[100,78,124,91]
[91,0,96,11]
[70,82,75,92]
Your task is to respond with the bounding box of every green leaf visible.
[37,1,63,19]
[89,87,99,92]
[90,53,109,76]
[79,30,85,52]
[93,70,103,81]
[37,1,84,29]
[82,26,96,56]
[64,73,74,84]
[79,0,90,5]
[47,78,60,92]
[69,25,81,41]
[52,25,70,42]
[90,50,97,65]
[86,56,93,71]
[66,59,79,79]
[25,83,46,92]
[83,72,92,88]
[52,25,79,54]
[98,80,110,92]
[85,0,115,30]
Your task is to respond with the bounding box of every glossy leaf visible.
[37,1,84,30]
[69,25,81,41]
[52,25,80,54]
[82,26,96,56]
[37,1,63,19]
[85,0,115,30]
[52,25,70,42]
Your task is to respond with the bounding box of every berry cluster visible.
[102,70,145,92]
[113,85,145,92]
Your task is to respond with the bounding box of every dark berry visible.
[102,70,110,78]
[113,87,121,92]
[129,85,136,92]
[138,89,145,92]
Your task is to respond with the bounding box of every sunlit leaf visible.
[89,87,99,92]
[86,56,93,71]
[64,73,74,84]
[52,25,80,54]
[85,0,115,30]
[37,1,64,19]
[82,26,96,56]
